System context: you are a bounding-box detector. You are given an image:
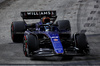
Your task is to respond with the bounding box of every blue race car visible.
[11,11,89,57]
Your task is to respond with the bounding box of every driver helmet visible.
[42,16,50,24]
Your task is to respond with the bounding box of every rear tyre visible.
[11,21,26,42]
[23,35,39,57]
[75,34,90,55]
[56,20,71,31]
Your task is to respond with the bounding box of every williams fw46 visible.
[11,11,90,59]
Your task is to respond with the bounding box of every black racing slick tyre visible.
[75,34,90,55]
[23,35,39,57]
[11,21,26,43]
[56,20,71,31]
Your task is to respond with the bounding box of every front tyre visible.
[75,34,90,55]
[23,35,39,57]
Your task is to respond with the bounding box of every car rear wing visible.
[21,11,57,20]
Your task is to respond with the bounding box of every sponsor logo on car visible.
[54,39,58,41]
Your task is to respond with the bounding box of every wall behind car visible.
[76,0,100,35]
[65,0,100,35]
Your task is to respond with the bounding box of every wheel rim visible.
[23,41,26,55]
[23,36,29,56]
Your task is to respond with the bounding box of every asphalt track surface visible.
[0,0,100,66]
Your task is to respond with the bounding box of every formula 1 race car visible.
[11,11,89,58]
